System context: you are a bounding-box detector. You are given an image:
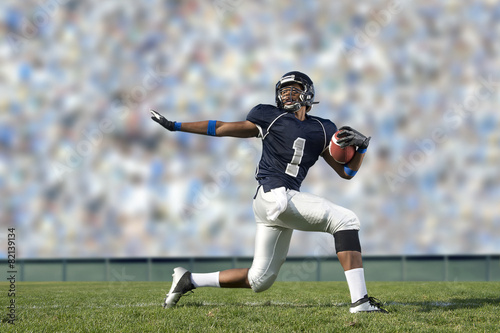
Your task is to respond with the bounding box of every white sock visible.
[190,272,220,288]
[344,268,368,303]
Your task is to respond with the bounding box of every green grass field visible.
[1,281,499,332]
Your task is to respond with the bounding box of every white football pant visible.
[247,186,360,292]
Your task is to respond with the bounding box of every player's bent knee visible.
[249,274,277,293]
[248,268,279,293]
[334,229,361,253]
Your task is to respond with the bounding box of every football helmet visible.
[275,71,318,112]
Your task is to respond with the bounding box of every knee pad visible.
[248,269,278,293]
[334,229,361,253]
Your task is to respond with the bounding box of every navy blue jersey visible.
[246,104,337,192]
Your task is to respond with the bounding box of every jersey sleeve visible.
[324,120,338,140]
[246,104,283,138]
[322,119,338,153]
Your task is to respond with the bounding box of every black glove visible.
[150,109,176,131]
[336,126,371,150]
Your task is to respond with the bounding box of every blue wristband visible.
[344,165,358,177]
[357,148,367,154]
[174,122,182,131]
[207,120,217,136]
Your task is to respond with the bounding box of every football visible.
[329,131,355,164]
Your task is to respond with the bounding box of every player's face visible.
[280,83,303,106]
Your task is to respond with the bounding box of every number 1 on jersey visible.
[285,137,306,177]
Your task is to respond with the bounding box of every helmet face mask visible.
[275,71,318,113]
[278,85,304,112]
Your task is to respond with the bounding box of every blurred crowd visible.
[1,0,499,258]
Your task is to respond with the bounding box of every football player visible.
[151,71,388,313]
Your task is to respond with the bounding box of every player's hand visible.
[150,109,176,131]
[337,126,371,150]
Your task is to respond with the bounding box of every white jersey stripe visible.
[310,117,328,152]
[262,112,288,140]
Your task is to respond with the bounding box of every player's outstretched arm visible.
[150,109,259,138]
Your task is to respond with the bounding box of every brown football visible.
[329,131,355,164]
